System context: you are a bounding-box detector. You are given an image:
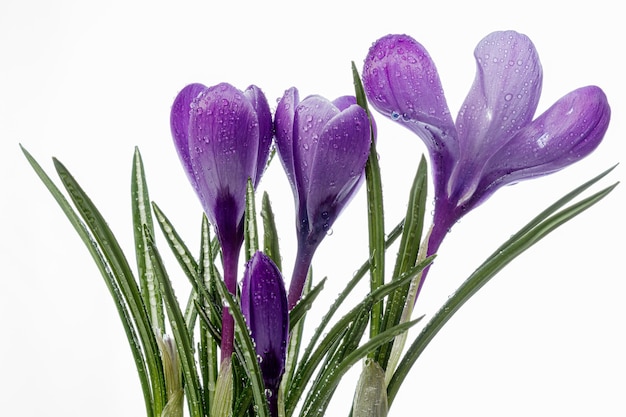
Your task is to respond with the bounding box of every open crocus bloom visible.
[363,31,610,263]
[274,87,372,308]
[170,82,272,359]
[241,251,289,417]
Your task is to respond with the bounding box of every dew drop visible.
[504,93,513,101]
[391,111,400,120]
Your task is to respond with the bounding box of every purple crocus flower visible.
[363,31,610,295]
[241,251,289,417]
[275,87,372,308]
[171,82,272,360]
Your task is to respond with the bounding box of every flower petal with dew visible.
[363,31,610,298]
[274,87,372,308]
[170,82,272,360]
[241,251,289,417]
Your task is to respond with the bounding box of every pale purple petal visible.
[470,86,610,208]
[449,31,543,204]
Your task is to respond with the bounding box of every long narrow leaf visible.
[145,227,205,417]
[244,178,259,261]
[52,156,167,414]
[387,177,618,407]
[353,61,386,341]
[132,147,165,331]
[198,215,219,410]
[152,202,199,285]
[21,146,157,417]
[261,192,282,271]
[376,155,428,367]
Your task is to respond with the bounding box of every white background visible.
[1,1,624,416]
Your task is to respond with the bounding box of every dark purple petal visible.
[305,104,371,235]
[188,83,259,234]
[275,87,300,197]
[244,85,273,187]
[448,31,543,204]
[241,251,288,406]
[470,86,610,208]
[170,83,208,188]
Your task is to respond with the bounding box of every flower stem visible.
[220,244,239,361]
[287,243,315,310]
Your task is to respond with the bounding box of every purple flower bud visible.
[241,251,289,416]
[274,87,372,308]
[363,31,610,301]
[171,82,272,253]
[171,82,273,360]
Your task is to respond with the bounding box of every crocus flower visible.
[171,82,272,359]
[363,31,610,295]
[241,251,289,417]
[275,87,372,308]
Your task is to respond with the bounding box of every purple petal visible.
[292,95,340,200]
[275,87,300,196]
[305,104,371,234]
[241,251,289,394]
[189,83,259,228]
[332,95,356,111]
[470,86,610,207]
[362,34,456,153]
[449,31,543,203]
[244,85,273,187]
[170,83,208,188]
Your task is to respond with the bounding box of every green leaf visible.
[376,155,428,368]
[353,61,386,342]
[152,202,199,286]
[131,147,165,332]
[387,169,618,408]
[52,155,167,415]
[198,215,219,410]
[145,227,205,417]
[21,145,158,417]
[261,192,282,271]
[289,277,326,332]
[244,178,259,261]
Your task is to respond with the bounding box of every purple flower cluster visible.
[171,81,372,415]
